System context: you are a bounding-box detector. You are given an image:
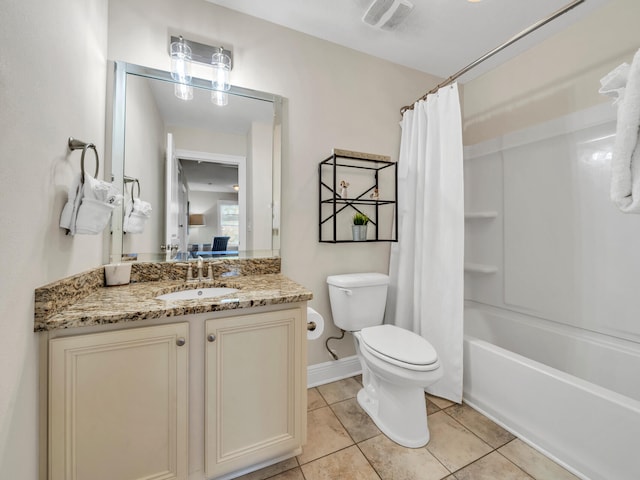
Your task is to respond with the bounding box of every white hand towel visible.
[600,48,640,214]
[61,174,123,235]
[60,174,84,235]
[123,198,152,234]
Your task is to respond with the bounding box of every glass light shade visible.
[174,83,193,101]
[211,90,228,106]
[170,37,192,84]
[211,49,231,91]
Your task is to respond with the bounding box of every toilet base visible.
[356,384,430,448]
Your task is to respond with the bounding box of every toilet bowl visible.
[326,273,443,448]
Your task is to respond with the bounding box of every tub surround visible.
[34,257,312,332]
[464,303,640,480]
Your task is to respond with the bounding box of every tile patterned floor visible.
[237,377,579,480]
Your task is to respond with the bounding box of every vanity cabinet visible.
[205,308,306,478]
[48,323,189,480]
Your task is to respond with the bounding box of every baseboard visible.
[307,355,361,388]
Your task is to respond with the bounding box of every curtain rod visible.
[400,0,586,115]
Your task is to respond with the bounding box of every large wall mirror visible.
[107,62,282,263]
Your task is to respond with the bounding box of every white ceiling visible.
[181,159,238,194]
[206,0,610,81]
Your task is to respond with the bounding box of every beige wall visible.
[0,0,108,476]
[170,126,247,156]
[463,0,640,145]
[108,0,440,363]
[248,121,273,251]
[123,75,166,255]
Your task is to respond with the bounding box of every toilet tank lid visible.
[326,273,390,288]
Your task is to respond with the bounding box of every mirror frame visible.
[106,61,282,264]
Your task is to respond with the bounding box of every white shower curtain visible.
[386,84,464,403]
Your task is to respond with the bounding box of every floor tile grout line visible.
[353,440,383,480]
[447,449,497,478]
[270,381,571,480]
[318,385,460,479]
[315,384,512,479]
[439,404,514,450]
[494,448,538,480]
[312,384,385,479]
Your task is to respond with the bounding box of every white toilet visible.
[327,272,442,448]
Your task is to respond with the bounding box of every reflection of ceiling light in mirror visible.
[174,83,193,101]
[232,184,240,191]
[211,90,228,106]
[211,47,231,92]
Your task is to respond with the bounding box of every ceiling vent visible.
[362,0,414,30]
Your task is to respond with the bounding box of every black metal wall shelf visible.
[319,150,397,243]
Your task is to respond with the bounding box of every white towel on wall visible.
[60,174,84,235]
[123,198,152,234]
[600,48,640,214]
[60,174,123,235]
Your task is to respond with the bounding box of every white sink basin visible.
[156,287,239,301]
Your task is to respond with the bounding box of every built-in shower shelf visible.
[464,263,498,274]
[464,211,498,219]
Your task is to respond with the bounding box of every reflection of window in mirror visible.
[219,201,239,248]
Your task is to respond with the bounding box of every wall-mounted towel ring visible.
[131,179,140,199]
[68,137,99,182]
[124,176,141,199]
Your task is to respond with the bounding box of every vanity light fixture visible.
[168,36,234,103]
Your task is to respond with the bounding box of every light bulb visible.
[211,47,231,92]
[170,36,192,84]
[211,90,228,106]
[175,83,193,101]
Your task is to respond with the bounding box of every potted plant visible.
[352,212,369,241]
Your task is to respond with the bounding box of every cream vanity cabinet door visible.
[205,308,306,478]
[48,323,189,480]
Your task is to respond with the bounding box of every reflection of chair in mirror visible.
[212,236,230,252]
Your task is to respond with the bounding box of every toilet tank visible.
[326,273,390,331]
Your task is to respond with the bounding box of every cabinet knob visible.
[176,337,186,347]
[207,334,216,343]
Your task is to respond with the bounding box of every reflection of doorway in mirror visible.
[177,152,245,254]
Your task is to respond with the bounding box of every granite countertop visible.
[35,259,313,332]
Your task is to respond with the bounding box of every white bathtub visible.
[463,302,640,480]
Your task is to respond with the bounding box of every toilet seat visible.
[360,325,439,372]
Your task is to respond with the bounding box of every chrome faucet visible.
[187,257,213,282]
